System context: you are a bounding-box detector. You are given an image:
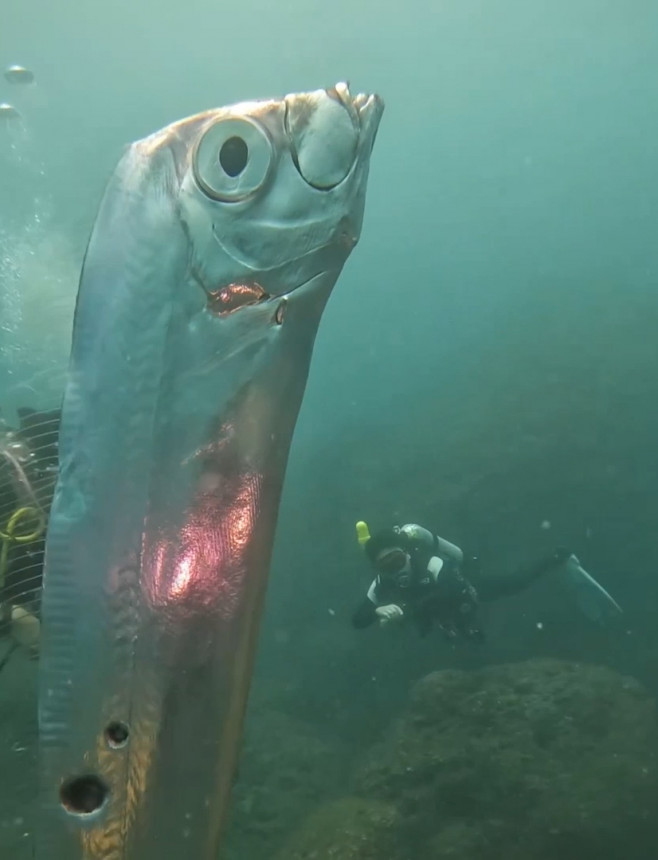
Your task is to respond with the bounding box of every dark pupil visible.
[219,136,248,177]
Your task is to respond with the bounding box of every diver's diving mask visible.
[375,547,411,586]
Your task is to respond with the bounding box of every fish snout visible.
[331,81,385,132]
[284,82,383,190]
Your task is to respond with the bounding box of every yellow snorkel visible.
[355,520,370,548]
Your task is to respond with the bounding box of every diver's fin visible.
[562,555,622,622]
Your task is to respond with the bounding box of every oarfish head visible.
[133,82,383,317]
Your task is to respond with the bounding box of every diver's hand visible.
[375,604,404,626]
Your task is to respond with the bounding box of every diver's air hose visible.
[0,506,46,592]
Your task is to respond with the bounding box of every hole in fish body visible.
[60,774,109,816]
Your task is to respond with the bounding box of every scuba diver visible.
[352,522,622,642]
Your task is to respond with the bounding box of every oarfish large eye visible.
[193,117,273,202]
[285,91,359,190]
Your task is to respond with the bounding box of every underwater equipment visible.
[0,505,45,592]
[0,410,53,603]
[374,547,409,576]
[0,417,48,611]
[363,524,412,565]
[0,426,48,674]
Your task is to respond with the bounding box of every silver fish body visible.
[36,83,383,859]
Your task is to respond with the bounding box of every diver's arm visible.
[352,580,404,629]
[352,598,379,629]
[352,579,380,628]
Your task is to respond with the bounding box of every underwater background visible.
[2,0,658,857]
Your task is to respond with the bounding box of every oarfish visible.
[36,83,383,859]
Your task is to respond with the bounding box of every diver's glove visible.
[375,604,404,626]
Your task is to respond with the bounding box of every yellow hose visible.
[0,506,46,592]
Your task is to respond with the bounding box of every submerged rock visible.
[222,709,347,859]
[274,660,658,860]
[274,797,402,860]
[353,659,658,859]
